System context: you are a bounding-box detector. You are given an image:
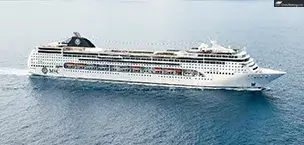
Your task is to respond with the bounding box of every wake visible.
[0,67,29,76]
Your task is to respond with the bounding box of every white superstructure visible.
[27,32,286,90]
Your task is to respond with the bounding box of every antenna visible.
[73,32,81,37]
[207,36,217,46]
[207,36,212,43]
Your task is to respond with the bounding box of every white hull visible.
[28,66,284,91]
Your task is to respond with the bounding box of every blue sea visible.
[0,0,304,144]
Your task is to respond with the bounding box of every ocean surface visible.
[0,0,304,144]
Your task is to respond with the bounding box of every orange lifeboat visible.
[154,67,162,71]
[176,69,182,73]
[131,66,140,69]
[77,63,85,67]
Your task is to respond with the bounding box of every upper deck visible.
[38,32,249,61]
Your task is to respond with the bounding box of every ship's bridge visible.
[188,41,237,54]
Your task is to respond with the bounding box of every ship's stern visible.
[27,48,36,75]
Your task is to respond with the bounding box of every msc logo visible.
[41,67,59,74]
[75,39,81,46]
[41,67,48,74]
[49,69,59,74]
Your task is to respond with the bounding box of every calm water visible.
[0,1,304,144]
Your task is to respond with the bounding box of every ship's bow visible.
[260,68,286,81]
[251,68,286,87]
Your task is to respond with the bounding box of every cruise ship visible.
[27,32,286,90]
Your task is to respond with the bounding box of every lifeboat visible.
[176,69,182,73]
[76,63,85,67]
[154,67,162,71]
[131,66,140,69]
[65,63,75,66]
